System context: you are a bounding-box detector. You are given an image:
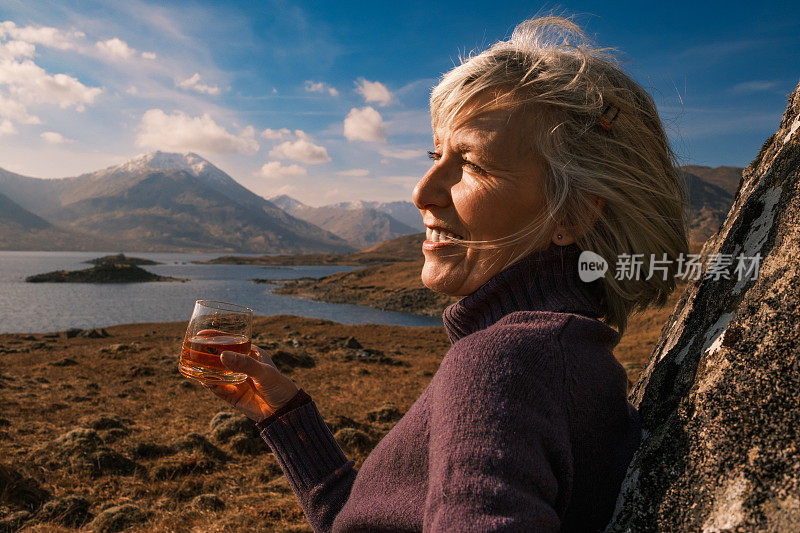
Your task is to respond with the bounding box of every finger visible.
[251,345,278,371]
[220,350,276,382]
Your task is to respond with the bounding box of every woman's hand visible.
[202,345,299,422]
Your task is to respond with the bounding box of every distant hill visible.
[0,152,352,253]
[679,165,743,196]
[680,169,736,244]
[203,232,425,266]
[331,200,424,231]
[0,191,112,250]
[270,195,418,249]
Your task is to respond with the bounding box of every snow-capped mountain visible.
[0,152,352,253]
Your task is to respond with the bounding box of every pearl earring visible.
[556,234,563,240]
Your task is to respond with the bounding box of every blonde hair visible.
[430,15,688,335]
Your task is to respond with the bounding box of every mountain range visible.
[0,151,742,252]
[0,153,351,253]
[269,195,420,249]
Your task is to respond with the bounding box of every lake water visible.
[0,251,442,334]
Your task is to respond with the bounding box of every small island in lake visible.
[84,253,161,266]
[25,263,185,283]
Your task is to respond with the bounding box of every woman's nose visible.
[412,162,453,211]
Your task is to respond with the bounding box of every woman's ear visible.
[551,195,605,246]
[587,195,606,227]
[551,227,575,246]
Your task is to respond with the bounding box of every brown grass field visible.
[1,240,694,530]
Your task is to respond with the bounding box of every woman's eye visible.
[427,150,441,161]
[463,161,488,176]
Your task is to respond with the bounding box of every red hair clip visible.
[599,105,620,131]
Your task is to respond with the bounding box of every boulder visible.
[608,80,800,530]
[343,336,363,349]
[78,328,110,338]
[343,348,401,365]
[271,350,316,371]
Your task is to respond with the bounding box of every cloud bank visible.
[136,109,259,155]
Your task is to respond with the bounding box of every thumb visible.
[220,350,275,383]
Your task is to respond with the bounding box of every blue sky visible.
[0,0,798,205]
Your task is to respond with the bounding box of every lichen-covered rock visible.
[608,80,800,531]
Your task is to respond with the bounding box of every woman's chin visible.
[421,262,468,297]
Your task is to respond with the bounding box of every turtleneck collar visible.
[442,243,604,343]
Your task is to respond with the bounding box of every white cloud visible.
[0,59,101,111]
[304,80,338,97]
[379,148,425,160]
[0,119,16,136]
[0,21,83,50]
[261,127,291,140]
[95,37,136,60]
[0,39,35,60]
[177,73,220,95]
[355,78,393,106]
[730,80,779,94]
[41,131,70,144]
[337,168,370,177]
[344,106,385,142]
[135,109,259,155]
[126,86,138,95]
[0,93,41,124]
[141,51,157,60]
[257,161,307,179]
[269,136,330,164]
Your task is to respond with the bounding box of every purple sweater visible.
[258,244,641,532]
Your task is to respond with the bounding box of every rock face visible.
[608,81,800,530]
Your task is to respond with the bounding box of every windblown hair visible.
[430,15,688,335]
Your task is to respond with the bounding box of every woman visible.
[204,15,687,532]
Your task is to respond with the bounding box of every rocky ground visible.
[0,300,679,532]
[272,261,458,317]
[0,316,450,532]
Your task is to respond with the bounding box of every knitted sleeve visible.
[424,321,573,532]
[258,397,356,532]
